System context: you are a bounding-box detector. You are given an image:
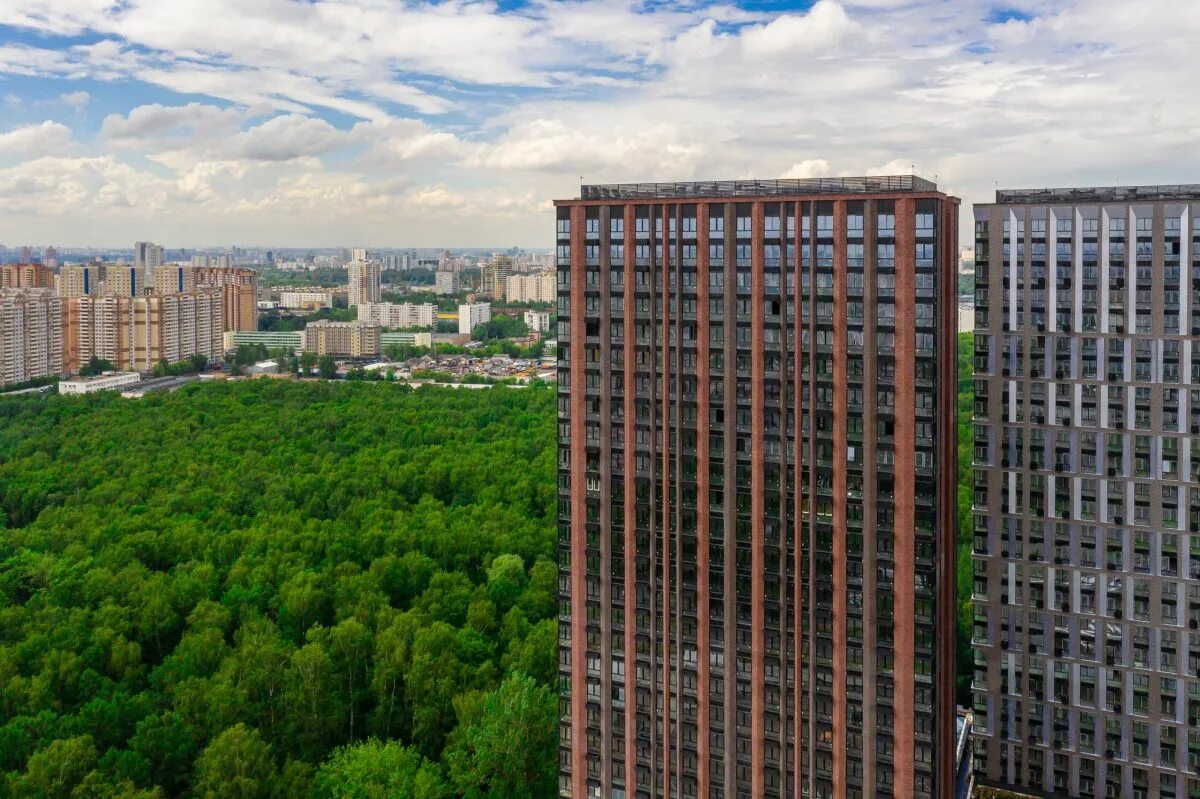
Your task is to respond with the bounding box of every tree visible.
[79,356,115,376]
[445,673,556,799]
[317,355,337,380]
[300,351,317,373]
[312,740,450,799]
[8,735,98,799]
[486,554,527,610]
[193,724,276,799]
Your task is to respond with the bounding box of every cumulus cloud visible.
[59,90,90,110]
[0,0,1197,246]
[0,121,74,158]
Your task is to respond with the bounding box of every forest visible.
[0,382,558,798]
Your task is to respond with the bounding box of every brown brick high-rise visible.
[555,177,960,799]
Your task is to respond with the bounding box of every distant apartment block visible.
[523,309,551,333]
[153,264,195,295]
[279,291,333,310]
[356,302,438,329]
[1,263,54,290]
[435,269,459,295]
[58,371,141,395]
[303,319,381,358]
[194,267,259,332]
[102,264,145,298]
[480,255,513,299]
[458,302,491,335]
[133,241,165,281]
[555,177,961,799]
[972,184,1200,799]
[347,258,382,307]
[506,270,556,303]
[0,289,63,387]
[58,264,100,298]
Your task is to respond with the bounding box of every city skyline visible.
[1,0,1198,248]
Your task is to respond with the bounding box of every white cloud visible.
[0,121,74,158]
[0,0,1198,247]
[59,90,90,110]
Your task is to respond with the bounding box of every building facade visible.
[59,264,100,298]
[347,258,382,307]
[193,267,259,331]
[153,264,196,295]
[103,264,145,298]
[435,269,459,295]
[279,291,333,310]
[356,302,438,329]
[0,290,62,387]
[555,177,960,799]
[458,303,491,335]
[524,309,551,333]
[480,255,513,299]
[63,291,223,373]
[507,271,557,304]
[303,319,381,357]
[972,185,1200,799]
[1,263,54,290]
[134,241,165,281]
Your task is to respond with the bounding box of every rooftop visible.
[995,184,1200,205]
[576,175,938,201]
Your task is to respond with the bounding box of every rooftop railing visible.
[579,175,938,200]
[996,184,1200,204]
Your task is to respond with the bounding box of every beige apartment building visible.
[303,319,380,357]
[504,270,556,303]
[102,264,146,298]
[347,258,382,307]
[58,264,101,298]
[152,265,196,295]
[193,267,258,331]
[0,289,62,387]
[63,291,223,373]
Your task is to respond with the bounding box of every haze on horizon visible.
[0,0,1197,250]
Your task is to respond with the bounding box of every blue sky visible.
[0,0,1197,248]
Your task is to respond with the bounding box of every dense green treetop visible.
[0,381,558,797]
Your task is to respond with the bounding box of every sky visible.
[0,0,1198,249]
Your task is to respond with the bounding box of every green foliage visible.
[317,355,338,380]
[0,381,558,797]
[260,308,356,333]
[79,356,115,376]
[471,315,528,343]
[956,331,974,706]
[152,355,208,378]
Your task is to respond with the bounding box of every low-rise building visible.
[303,319,381,358]
[523,309,551,333]
[357,302,438,329]
[380,331,433,349]
[58,371,141,395]
[223,330,304,353]
[279,291,333,310]
[458,303,491,335]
